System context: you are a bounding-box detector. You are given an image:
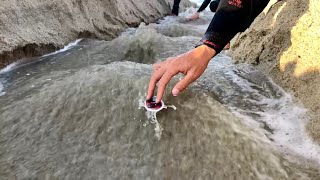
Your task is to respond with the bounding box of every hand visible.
[147,45,216,103]
[188,12,200,20]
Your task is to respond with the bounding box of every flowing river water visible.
[1,6,320,180]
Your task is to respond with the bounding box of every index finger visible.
[147,68,165,100]
[156,71,177,103]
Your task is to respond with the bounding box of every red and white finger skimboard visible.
[145,96,164,112]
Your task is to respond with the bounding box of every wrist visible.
[191,45,216,63]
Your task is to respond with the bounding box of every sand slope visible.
[229,0,320,142]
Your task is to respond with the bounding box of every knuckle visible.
[167,65,179,74]
[166,70,175,76]
[188,71,199,80]
[150,74,158,82]
[152,64,159,69]
[152,67,159,73]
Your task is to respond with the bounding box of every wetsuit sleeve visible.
[199,0,270,54]
[172,0,182,15]
[197,0,212,12]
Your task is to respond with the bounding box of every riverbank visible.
[229,0,320,143]
[0,0,195,68]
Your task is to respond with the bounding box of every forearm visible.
[197,0,212,12]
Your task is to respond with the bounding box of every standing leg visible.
[172,0,181,16]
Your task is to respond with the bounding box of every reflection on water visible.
[0,9,320,179]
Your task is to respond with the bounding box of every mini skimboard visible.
[145,96,164,112]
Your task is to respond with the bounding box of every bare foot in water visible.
[188,12,200,20]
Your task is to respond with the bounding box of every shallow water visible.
[0,9,320,180]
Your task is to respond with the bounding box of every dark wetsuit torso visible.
[172,0,270,53]
[199,0,270,53]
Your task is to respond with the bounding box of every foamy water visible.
[190,0,204,6]
[0,62,18,74]
[199,55,320,165]
[139,96,178,140]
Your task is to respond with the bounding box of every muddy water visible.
[0,9,320,180]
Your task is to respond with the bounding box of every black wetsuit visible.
[172,0,270,53]
[199,0,270,53]
[172,0,181,15]
[197,0,220,13]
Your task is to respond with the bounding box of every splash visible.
[164,105,177,110]
[138,96,177,140]
[146,111,163,140]
[138,96,163,140]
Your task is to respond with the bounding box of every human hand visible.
[188,12,200,20]
[147,45,216,103]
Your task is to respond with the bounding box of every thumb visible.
[172,73,196,96]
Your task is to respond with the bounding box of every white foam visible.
[0,39,82,74]
[190,0,205,6]
[230,74,320,164]
[165,105,177,110]
[137,96,164,140]
[146,111,163,140]
[207,56,320,164]
[0,62,18,74]
[43,39,82,57]
[258,93,320,164]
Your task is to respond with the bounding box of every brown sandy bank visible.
[229,0,320,142]
[0,0,195,68]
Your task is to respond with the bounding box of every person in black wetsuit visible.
[175,0,230,49]
[148,0,271,103]
[189,0,220,20]
[171,0,219,16]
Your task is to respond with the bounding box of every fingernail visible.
[172,88,180,96]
